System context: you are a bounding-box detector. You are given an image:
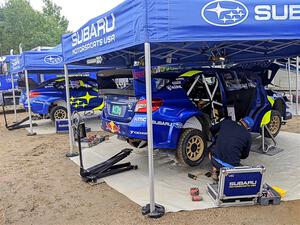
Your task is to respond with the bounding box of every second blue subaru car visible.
[21,76,104,121]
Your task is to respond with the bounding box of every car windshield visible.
[37,79,57,89]
[117,78,173,91]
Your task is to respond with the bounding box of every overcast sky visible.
[1,0,124,31]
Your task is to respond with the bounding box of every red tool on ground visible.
[190,188,199,196]
[190,187,203,201]
[192,196,203,202]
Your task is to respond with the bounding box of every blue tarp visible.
[10,44,103,74]
[62,0,300,66]
[0,74,18,91]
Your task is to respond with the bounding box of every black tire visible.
[265,110,282,138]
[50,106,67,121]
[176,129,207,167]
[127,139,147,148]
[273,99,286,118]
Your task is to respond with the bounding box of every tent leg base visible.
[142,203,165,218]
[66,152,79,158]
[27,132,37,137]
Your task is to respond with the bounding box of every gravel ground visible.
[0,113,300,225]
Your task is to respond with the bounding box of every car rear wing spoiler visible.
[99,89,135,97]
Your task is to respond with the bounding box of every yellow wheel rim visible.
[186,136,204,161]
[269,116,280,134]
[54,109,67,120]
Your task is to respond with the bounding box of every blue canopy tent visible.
[10,45,103,154]
[1,55,23,121]
[0,55,18,92]
[62,0,300,216]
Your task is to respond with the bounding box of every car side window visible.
[236,71,251,89]
[54,81,65,90]
[85,79,98,89]
[246,74,258,88]
[223,72,242,91]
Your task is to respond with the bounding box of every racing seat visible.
[226,88,257,121]
[97,77,118,89]
[248,77,268,120]
[17,78,39,90]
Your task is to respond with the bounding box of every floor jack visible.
[1,95,37,131]
[74,121,138,183]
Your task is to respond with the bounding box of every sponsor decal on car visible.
[133,118,183,128]
[106,121,121,134]
[70,92,97,109]
[130,131,147,135]
[32,100,50,105]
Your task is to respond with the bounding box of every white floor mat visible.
[70,131,300,212]
[25,113,102,135]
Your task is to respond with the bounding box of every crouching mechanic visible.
[209,117,254,181]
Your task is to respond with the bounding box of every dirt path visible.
[0,113,300,225]
[281,115,300,134]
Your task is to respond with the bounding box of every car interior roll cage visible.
[185,72,224,124]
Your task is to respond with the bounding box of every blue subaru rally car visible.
[21,77,104,121]
[101,64,291,167]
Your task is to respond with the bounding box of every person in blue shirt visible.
[209,117,254,181]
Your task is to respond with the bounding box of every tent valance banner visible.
[9,55,23,74]
[10,45,104,74]
[62,0,300,65]
[62,0,146,65]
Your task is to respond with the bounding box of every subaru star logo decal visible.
[201,0,248,27]
[44,55,63,64]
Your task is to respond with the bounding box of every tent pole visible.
[142,42,165,218]
[296,57,299,115]
[64,64,77,157]
[287,58,292,97]
[24,70,36,136]
[145,42,155,213]
[10,73,17,122]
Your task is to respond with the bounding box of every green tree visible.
[0,0,69,55]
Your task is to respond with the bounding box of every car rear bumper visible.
[23,99,50,115]
[101,115,148,140]
[284,111,293,121]
[101,114,183,149]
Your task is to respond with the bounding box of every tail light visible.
[135,99,163,113]
[29,91,40,98]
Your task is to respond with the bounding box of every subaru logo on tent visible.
[201,0,248,27]
[0,56,6,62]
[44,55,63,64]
[11,58,20,67]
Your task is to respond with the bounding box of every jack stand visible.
[261,125,277,153]
[142,204,165,219]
